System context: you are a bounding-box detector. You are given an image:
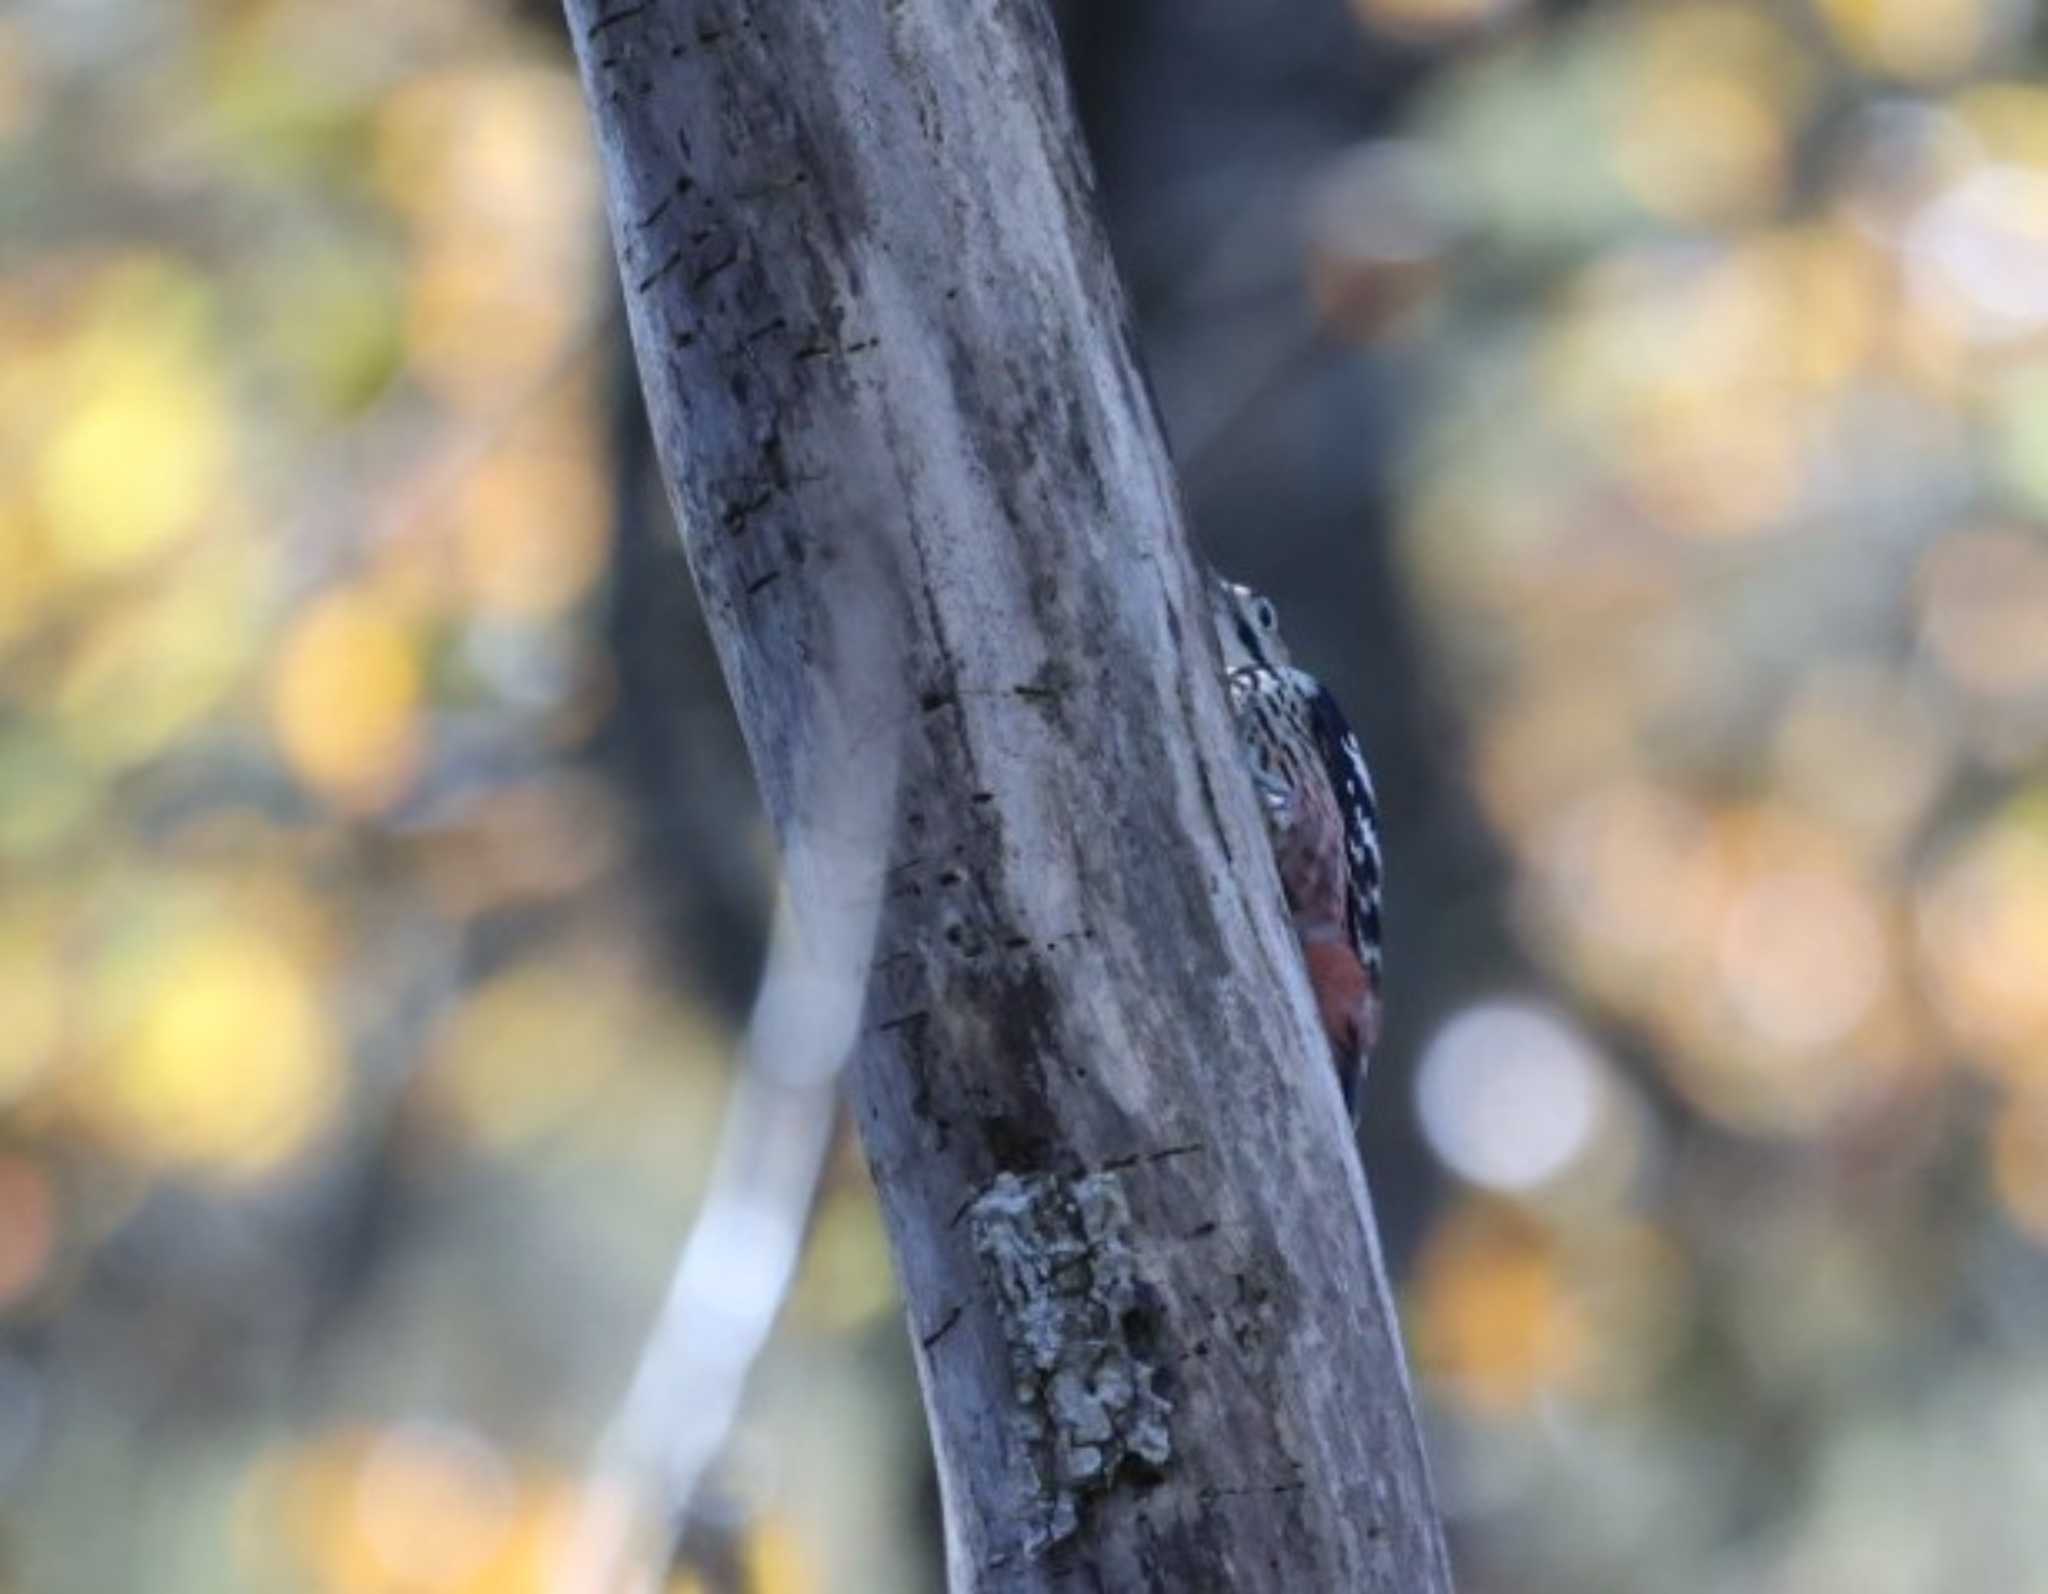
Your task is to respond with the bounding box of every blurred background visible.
[5,0,2048,1589]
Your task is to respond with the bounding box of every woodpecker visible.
[1209,575,1384,1122]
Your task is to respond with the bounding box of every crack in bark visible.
[1097,1142,1205,1174]
[634,248,683,295]
[920,1303,965,1352]
[585,3,647,40]
[693,244,742,288]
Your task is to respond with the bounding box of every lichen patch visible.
[968,1169,1174,1554]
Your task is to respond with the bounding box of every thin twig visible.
[555,582,902,1593]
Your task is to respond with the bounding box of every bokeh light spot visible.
[1612,67,1786,224]
[35,326,231,577]
[1413,1204,1588,1414]
[1351,0,1526,42]
[354,1422,517,1589]
[0,914,65,1102]
[448,406,610,620]
[1716,867,1888,1056]
[1916,527,2048,696]
[56,538,261,769]
[1772,662,1953,854]
[91,926,341,1179]
[271,587,425,812]
[0,1157,55,1311]
[426,959,632,1150]
[744,1517,822,1594]
[1906,167,2048,342]
[1416,1000,1604,1193]
[1919,806,2048,1085]
[1991,1097,2048,1246]
[1816,0,1992,82]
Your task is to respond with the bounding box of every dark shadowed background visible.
[4,0,2048,1589]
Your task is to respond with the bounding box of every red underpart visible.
[1302,938,1379,1077]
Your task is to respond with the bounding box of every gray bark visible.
[562,3,1454,1589]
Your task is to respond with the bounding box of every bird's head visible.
[1208,573,1291,674]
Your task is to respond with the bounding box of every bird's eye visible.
[1254,599,1277,632]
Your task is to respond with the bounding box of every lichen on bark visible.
[968,1170,1173,1556]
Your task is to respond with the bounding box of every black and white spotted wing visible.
[1299,671,1383,977]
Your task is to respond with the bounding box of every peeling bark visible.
[562,1,1454,1588]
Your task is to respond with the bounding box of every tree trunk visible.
[561,3,1454,1589]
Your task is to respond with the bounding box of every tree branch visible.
[562,2,1453,1587]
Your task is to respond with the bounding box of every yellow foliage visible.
[1992,1096,2048,1245]
[372,66,594,241]
[1611,4,1804,224]
[404,236,584,414]
[84,924,341,1179]
[1526,792,1922,1134]
[788,1183,901,1334]
[34,275,233,577]
[0,907,66,1102]
[1956,82,2048,169]
[55,535,262,768]
[1351,0,1517,41]
[1771,662,1954,857]
[426,959,630,1150]
[1816,0,1990,81]
[743,1518,820,1594]
[258,1424,824,1594]
[260,245,406,415]
[374,66,599,410]
[1919,805,2048,1087]
[270,1424,523,1592]
[1541,228,1882,537]
[270,587,425,812]
[448,405,611,620]
[1412,1204,1589,1413]
[0,495,60,648]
